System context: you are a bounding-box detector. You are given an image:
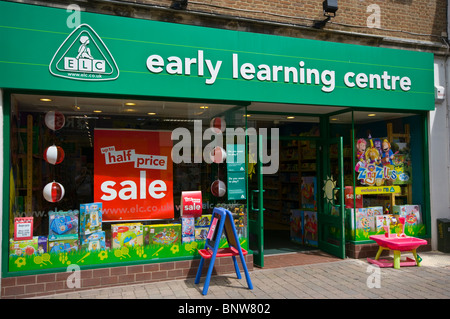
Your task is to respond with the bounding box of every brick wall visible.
[132,0,447,43]
[346,239,432,259]
[10,0,446,47]
[1,254,253,299]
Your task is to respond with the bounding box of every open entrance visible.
[247,103,349,263]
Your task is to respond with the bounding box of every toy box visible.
[181,217,195,243]
[367,206,383,218]
[80,231,106,251]
[290,210,303,245]
[48,239,78,254]
[48,210,78,241]
[392,205,425,236]
[112,223,143,249]
[301,177,317,210]
[9,236,47,257]
[195,227,209,241]
[144,224,180,246]
[79,203,102,235]
[303,211,318,247]
[393,205,422,226]
[195,214,212,227]
[375,214,393,232]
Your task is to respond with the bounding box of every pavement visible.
[32,250,450,300]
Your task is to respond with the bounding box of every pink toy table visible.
[367,234,428,269]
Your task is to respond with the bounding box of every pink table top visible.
[369,234,428,251]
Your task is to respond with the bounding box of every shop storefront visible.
[0,2,434,297]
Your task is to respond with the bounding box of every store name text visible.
[146,50,412,92]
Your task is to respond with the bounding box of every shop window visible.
[330,111,428,242]
[7,93,248,273]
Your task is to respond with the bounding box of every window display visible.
[343,114,427,242]
[8,93,248,273]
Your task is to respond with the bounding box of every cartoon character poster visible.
[94,129,174,221]
[355,135,411,186]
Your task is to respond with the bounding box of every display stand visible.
[194,207,253,295]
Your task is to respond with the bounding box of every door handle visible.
[332,186,341,207]
[251,189,265,212]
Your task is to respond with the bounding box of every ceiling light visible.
[287,116,295,119]
[368,113,376,117]
[125,102,136,106]
[200,106,209,109]
[243,114,251,117]
[331,118,338,121]
[40,98,52,102]
[93,110,102,113]
[148,112,156,115]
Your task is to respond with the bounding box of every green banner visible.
[0,2,435,110]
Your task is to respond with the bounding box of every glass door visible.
[317,136,346,259]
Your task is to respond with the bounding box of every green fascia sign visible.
[0,1,434,110]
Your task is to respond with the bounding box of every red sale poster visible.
[94,129,174,221]
[181,191,202,217]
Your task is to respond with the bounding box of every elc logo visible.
[49,24,119,81]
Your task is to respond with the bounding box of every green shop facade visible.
[0,2,434,297]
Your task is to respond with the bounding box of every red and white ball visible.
[210,146,227,164]
[43,182,65,203]
[44,111,65,131]
[43,145,65,165]
[209,117,226,133]
[211,180,226,197]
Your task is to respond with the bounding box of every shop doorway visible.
[246,103,350,265]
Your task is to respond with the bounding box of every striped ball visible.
[45,111,65,131]
[43,182,65,203]
[43,145,65,165]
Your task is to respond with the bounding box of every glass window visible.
[329,111,428,242]
[8,93,247,273]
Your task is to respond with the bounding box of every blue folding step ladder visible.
[194,207,253,295]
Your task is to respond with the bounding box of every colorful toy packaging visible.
[303,211,318,247]
[181,217,195,243]
[301,176,317,210]
[144,224,180,246]
[195,227,209,241]
[345,208,378,240]
[48,210,79,241]
[80,231,106,251]
[9,236,47,257]
[112,223,143,249]
[392,205,425,236]
[48,239,78,254]
[290,209,303,244]
[79,203,102,235]
[195,214,212,227]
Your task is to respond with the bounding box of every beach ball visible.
[43,181,65,203]
[43,145,65,165]
[211,180,226,197]
[210,146,227,164]
[209,117,226,133]
[45,111,65,131]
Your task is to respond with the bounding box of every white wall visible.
[429,57,450,250]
